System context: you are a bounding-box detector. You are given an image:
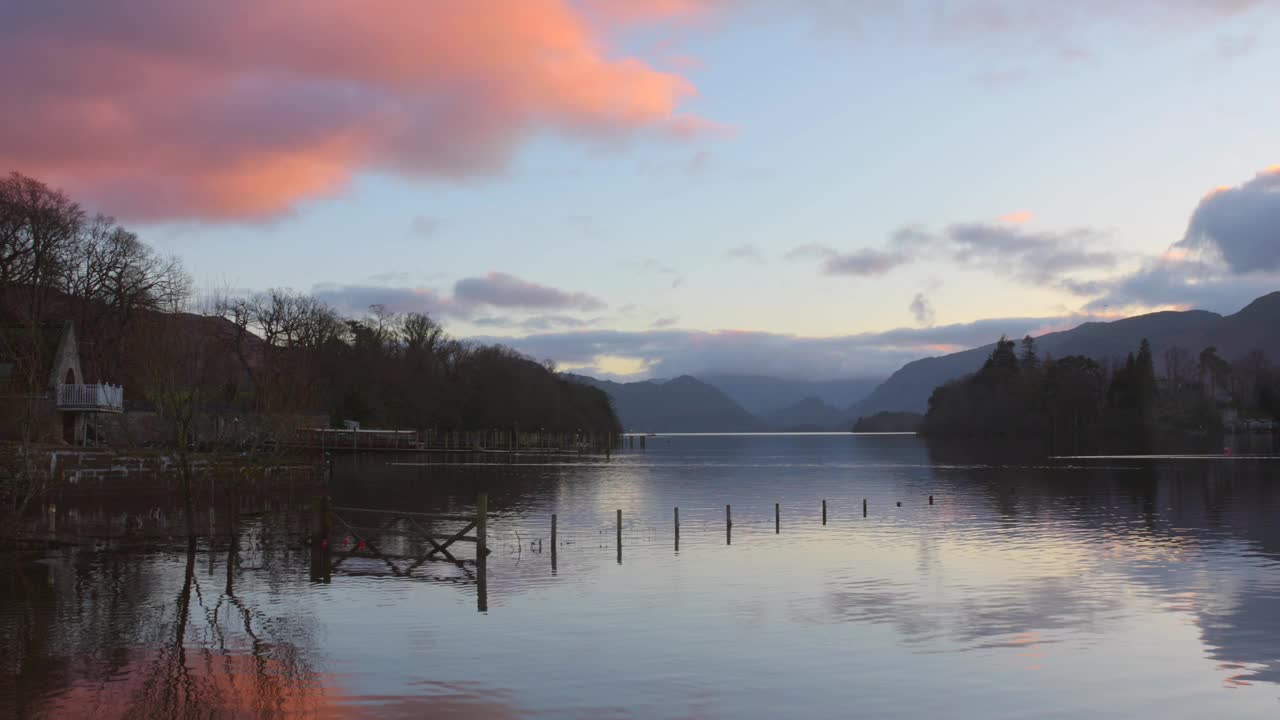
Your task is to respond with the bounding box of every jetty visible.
[288,427,618,455]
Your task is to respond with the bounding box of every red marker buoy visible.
[358,541,365,549]
[1224,447,1231,456]
[320,539,328,548]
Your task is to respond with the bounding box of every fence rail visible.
[56,384,124,412]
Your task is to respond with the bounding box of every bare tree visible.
[1237,349,1271,410]
[1162,346,1193,389]
[140,313,215,536]
[0,173,84,527]
[62,213,190,379]
[216,289,343,440]
[400,312,445,356]
[0,172,82,323]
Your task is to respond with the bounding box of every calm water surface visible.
[4,434,1280,718]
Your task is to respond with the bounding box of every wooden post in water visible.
[476,492,488,612]
[726,504,732,545]
[616,509,622,565]
[551,514,558,573]
[309,496,331,583]
[309,495,331,546]
[307,494,332,581]
[822,499,827,525]
[674,507,680,552]
[775,502,780,534]
[309,542,331,583]
[929,495,934,505]
[863,498,867,517]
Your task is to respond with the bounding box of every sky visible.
[2,0,1278,380]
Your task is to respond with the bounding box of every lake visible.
[4,433,1280,718]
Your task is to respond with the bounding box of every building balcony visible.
[57,384,124,413]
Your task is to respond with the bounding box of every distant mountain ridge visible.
[851,292,1280,416]
[764,396,845,431]
[565,373,881,432]
[700,374,880,416]
[565,374,765,432]
[567,292,1280,431]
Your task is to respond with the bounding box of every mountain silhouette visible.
[566,374,764,432]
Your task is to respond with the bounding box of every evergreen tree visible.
[1108,352,1138,410]
[1135,338,1158,419]
[977,335,1020,386]
[1019,335,1040,371]
[1199,346,1231,401]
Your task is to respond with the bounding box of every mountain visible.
[566,374,764,432]
[701,373,881,416]
[849,298,1280,416]
[1191,292,1280,361]
[764,396,844,431]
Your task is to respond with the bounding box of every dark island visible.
[920,334,1280,453]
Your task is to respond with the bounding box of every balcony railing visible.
[56,384,124,413]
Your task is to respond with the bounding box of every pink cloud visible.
[0,1,712,221]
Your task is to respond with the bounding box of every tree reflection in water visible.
[2,518,323,719]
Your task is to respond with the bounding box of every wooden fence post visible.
[309,493,332,584]
[309,495,331,546]
[476,492,488,612]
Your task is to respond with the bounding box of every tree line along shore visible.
[1,171,621,528]
[919,334,1280,452]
